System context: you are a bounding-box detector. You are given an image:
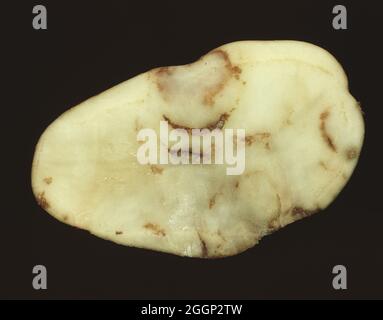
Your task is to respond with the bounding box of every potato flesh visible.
[31,41,364,258]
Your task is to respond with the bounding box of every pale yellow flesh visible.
[31,41,364,258]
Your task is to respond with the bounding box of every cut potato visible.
[31,41,364,258]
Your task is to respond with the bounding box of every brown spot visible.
[245,132,271,148]
[43,177,52,185]
[150,165,163,175]
[245,136,255,146]
[320,111,336,152]
[268,194,282,230]
[319,161,328,170]
[231,66,242,78]
[163,112,230,133]
[276,194,282,215]
[134,118,143,133]
[346,148,358,160]
[292,207,306,216]
[62,215,68,221]
[36,192,49,210]
[342,173,348,180]
[245,136,255,145]
[268,217,280,230]
[156,66,173,76]
[291,206,318,218]
[115,231,123,235]
[320,111,329,120]
[284,119,292,126]
[201,240,208,257]
[208,192,224,209]
[208,195,216,209]
[234,181,240,189]
[217,230,226,242]
[197,232,208,258]
[144,223,166,237]
[283,108,295,127]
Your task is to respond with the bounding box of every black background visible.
[2,0,382,299]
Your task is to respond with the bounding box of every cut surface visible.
[31,41,364,258]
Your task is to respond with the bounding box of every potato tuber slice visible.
[31,41,364,258]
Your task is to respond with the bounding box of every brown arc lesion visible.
[211,49,242,80]
[162,112,230,133]
[163,111,232,160]
[319,110,337,152]
[155,49,242,107]
[201,51,242,106]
